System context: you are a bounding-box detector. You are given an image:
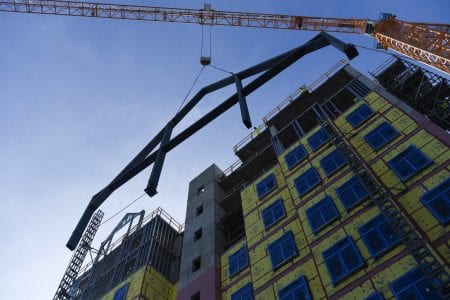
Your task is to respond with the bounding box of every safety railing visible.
[233,59,348,154]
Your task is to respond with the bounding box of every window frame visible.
[336,176,369,211]
[345,103,374,128]
[256,173,277,199]
[307,128,329,152]
[262,198,286,229]
[358,214,400,259]
[228,246,249,277]
[322,235,365,286]
[420,178,450,225]
[320,148,347,177]
[284,144,308,170]
[306,196,340,234]
[387,145,433,182]
[278,275,312,300]
[294,167,322,197]
[389,267,440,300]
[267,230,298,270]
[364,122,400,151]
[113,283,129,300]
[231,283,254,300]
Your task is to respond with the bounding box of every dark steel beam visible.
[66,32,358,250]
[145,123,173,196]
[235,74,252,128]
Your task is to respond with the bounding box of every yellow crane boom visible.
[0,0,448,73]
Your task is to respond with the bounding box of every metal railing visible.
[232,59,348,154]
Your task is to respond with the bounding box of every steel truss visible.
[66,32,359,251]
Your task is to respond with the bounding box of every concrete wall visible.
[178,164,227,300]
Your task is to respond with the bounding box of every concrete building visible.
[75,57,450,299]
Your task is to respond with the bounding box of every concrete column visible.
[177,164,226,300]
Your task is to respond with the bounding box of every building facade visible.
[74,58,449,299]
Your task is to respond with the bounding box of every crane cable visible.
[177,65,206,112]
[98,63,207,227]
[208,64,234,75]
[200,24,212,63]
[100,193,146,226]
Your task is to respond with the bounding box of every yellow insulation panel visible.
[371,255,416,298]
[241,164,286,217]
[340,280,376,300]
[222,274,252,300]
[102,266,176,300]
[369,96,391,113]
[255,286,275,300]
[102,267,146,300]
[249,218,307,290]
[364,91,381,104]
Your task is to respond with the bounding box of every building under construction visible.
[63,56,449,299]
[70,208,183,299]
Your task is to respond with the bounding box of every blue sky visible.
[0,0,448,299]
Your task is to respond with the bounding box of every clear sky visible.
[0,0,448,299]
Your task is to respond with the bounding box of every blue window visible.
[322,236,365,286]
[278,275,312,300]
[420,178,450,225]
[268,230,298,270]
[320,149,347,177]
[231,283,254,300]
[256,174,277,199]
[262,199,286,229]
[113,283,129,300]
[387,145,433,182]
[365,291,384,300]
[306,196,340,234]
[336,176,369,211]
[346,103,374,128]
[358,214,399,259]
[285,144,308,169]
[307,128,329,151]
[294,167,321,197]
[364,122,400,151]
[228,247,249,277]
[390,268,440,300]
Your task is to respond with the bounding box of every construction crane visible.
[0,0,449,73]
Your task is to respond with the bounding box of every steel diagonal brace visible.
[66,32,358,250]
[234,74,252,129]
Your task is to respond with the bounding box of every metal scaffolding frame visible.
[371,56,450,130]
[75,207,183,299]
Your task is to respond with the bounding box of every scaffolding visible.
[371,56,450,130]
